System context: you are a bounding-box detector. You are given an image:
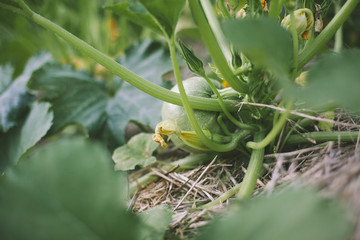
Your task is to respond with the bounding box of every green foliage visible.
[197,188,353,240]
[0,137,140,240]
[112,133,158,171]
[28,63,109,135]
[0,102,53,173]
[223,18,293,73]
[0,53,51,132]
[138,204,174,240]
[294,49,360,113]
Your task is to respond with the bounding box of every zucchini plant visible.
[2,0,360,206]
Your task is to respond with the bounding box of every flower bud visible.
[178,40,205,76]
[281,8,314,39]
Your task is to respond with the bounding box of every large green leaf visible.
[294,50,360,113]
[106,2,163,35]
[28,63,109,135]
[0,63,13,94]
[139,0,185,37]
[223,18,293,73]
[0,53,52,132]
[138,204,173,240]
[107,40,174,145]
[0,137,140,240]
[0,102,53,173]
[197,188,352,240]
[112,133,158,171]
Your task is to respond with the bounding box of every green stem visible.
[286,131,360,145]
[11,0,236,112]
[236,132,265,199]
[169,37,250,152]
[290,10,299,76]
[269,0,285,19]
[188,0,248,93]
[333,1,343,52]
[129,153,214,194]
[202,75,257,131]
[298,0,359,69]
[247,106,290,149]
[200,183,242,209]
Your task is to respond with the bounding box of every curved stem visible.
[203,75,257,131]
[11,0,237,112]
[285,131,360,145]
[236,132,265,199]
[200,183,242,209]
[247,104,291,149]
[298,0,360,69]
[188,0,248,93]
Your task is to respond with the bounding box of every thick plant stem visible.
[298,0,360,69]
[236,132,265,200]
[10,1,237,112]
[286,131,360,145]
[188,0,248,94]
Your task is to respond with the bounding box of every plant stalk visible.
[236,132,265,200]
[286,131,360,145]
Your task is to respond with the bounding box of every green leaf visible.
[0,53,52,132]
[139,0,186,37]
[0,63,13,94]
[0,102,53,173]
[28,63,109,135]
[294,50,360,113]
[112,133,158,171]
[0,137,140,240]
[107,40,174,145]
[223,18,293,72]
[197,188,352,240]
[138,204,173,240]
[106,2,163,35]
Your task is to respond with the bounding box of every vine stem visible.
[236,132,265,199]
[285,131,360,145]
[333,0,343,52]
[298,0,359,69]
[7,0,237,112]
[202,75,257,131]
[247,105,291,149]
[188,0,248,94]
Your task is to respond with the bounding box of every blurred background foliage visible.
[0,0,146,76]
